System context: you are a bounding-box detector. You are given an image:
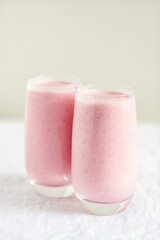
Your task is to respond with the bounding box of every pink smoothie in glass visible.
[25,77,79,188]
[72,88,137,204]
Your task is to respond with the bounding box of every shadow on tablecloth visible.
[0,174,84,215]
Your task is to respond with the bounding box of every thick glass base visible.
[30,182,73,198]
[80,196,132,215]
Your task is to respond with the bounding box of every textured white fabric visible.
[0,121,160,240]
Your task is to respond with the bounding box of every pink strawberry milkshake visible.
[72,85,138,215]
[25,76,80,197]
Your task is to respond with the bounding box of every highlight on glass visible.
[25,75,80,198]
[72,84,138,215]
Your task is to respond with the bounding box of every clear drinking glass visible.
[72,84,138,215]
[25,75,80,197]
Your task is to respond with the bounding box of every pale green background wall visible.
[0,0,159,121]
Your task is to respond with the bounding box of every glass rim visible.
[27,75,81,91]
[76,84,134,98]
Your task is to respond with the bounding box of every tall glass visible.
[72,85,138,215]
[25,75,80,197]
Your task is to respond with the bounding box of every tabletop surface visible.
[0,121,160,240]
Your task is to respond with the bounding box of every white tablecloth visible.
[0,121,160,240]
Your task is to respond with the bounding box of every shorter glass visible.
[72,84,138,215]
[25,75,80,197]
